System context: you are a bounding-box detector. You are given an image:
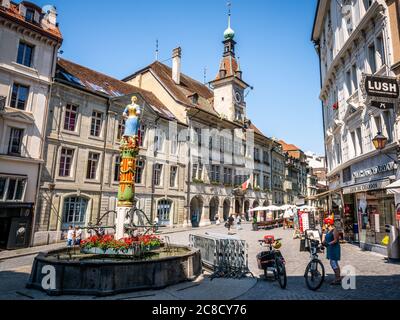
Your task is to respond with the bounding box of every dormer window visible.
[189,93,199,105]
[25,8,35,23]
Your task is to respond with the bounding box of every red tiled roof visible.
[214,55,239,81]
[123,61,270,140]
[147,61,218,116]
[0,2,62,41]
[278,140,304,159]
[249,123,265,136]
[56,59,177,121]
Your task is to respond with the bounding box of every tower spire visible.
[224,1,235,40]
[228,1,231,28]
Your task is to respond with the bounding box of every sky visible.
[35,0,323,154]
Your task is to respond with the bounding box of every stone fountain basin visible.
[26,245,202,296]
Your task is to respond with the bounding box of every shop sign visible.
[364,75,399,99]
[342,179,391,195]
[370,101,395,110]
[353,162,397,179]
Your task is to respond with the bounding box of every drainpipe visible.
[30,42,59,247]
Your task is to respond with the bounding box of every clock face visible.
[235,91,242,103]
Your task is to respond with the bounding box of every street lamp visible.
[372,132,400,164]
[372,132,388,151]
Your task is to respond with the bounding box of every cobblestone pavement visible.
[166,223,400,300]
[0,223,399,300]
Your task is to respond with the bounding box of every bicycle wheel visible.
[275,258,287,289]
[304,259,325,291]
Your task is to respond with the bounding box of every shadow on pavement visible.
[237,274,400,300]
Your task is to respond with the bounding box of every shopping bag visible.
[381,235,390,246]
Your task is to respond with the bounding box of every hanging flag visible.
[241,177,251,191]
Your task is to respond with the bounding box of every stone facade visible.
[33,59,188,245]
[312,0,399,251]
[0,1,62,249]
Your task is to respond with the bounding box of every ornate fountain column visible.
[116,96,141,239]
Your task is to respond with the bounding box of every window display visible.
[357,191,395,246]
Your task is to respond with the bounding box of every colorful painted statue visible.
[117,96,141,207]
[123,95,141,138]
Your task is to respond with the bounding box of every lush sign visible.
[365,75,399,99]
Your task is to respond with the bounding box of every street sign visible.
[370,100,395,110]
[364,75,399,99]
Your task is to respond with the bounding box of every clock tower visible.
[209,4,250,123]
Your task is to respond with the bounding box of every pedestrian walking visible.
[227,214,235,233]
[236,216,242,230]
[215,214,221,225]
[74,226,82,246]
[322,217,342,285]
[67,225,75,247]
[252,214,258,231]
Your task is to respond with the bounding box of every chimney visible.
[0,0,10,9]
[172,47,181,85]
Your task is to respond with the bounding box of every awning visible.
[386,180,400,194]
[249,205,281,212]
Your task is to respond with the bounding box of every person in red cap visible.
[323,217,342,285]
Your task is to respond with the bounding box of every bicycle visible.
[304,236,325,291]
[256,235,287,289]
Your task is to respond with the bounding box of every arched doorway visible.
[235,199,242,216]
[263,200,269,221]
[253,200,260,221]
[244,200,250,221]
[209,197,219,222]
[190,196,203,228]
[223,199,230,221]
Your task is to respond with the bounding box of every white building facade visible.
[0,1,62,249]
[313,0,400,253]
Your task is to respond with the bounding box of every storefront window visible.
[357,191,394,246]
